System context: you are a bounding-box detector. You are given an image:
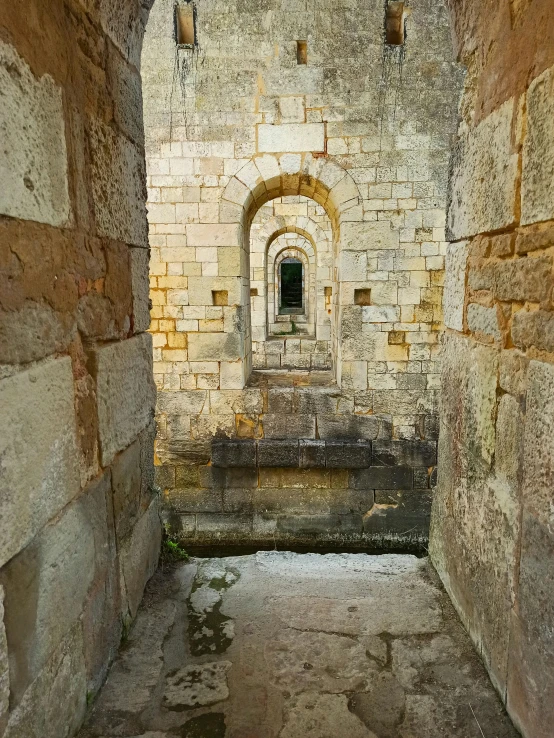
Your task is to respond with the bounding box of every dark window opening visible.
[175,3,196,46]
[280,260,303,313]
[385,2,405,45]
[297,40,308,65]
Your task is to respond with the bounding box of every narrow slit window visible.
[175,4,195,46]
[297,40,308,65]
[385,2,405,45]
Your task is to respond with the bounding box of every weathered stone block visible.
[211,440,257,468]
[372,440,437,467]
[507,511,554,738]
[362,305,400,323]
[188,332,243,361]
[492,255,552,302]
[157,389,207,415]
[317,414,380,440]
[167,487,223,513]
[430,333,517,694]
[139,420,157,510]
[79,472,121,694]
[340,221,399,251]
[107,43,144,146]
[258,440,299,467]
[119,498,161,621]
[448,100,518,239]
[296,388,350,415]
[467,303,501,341]
[364,491,432,540]
[90,333,156,466]
[0,358,80,568]
[0,41,70,227]
[186,224,240,247]
[512,309,554,353]
[2,625,86,738]
[325,441,372,469]
[89,117,148,247]
[130,247,151,333]
[276,514,363,537]
[111,440,142,539]
[0,496,96,702]
[224,467,259,489]
[412,467,430,489]
[196,514,253,535]
[443,241,468,331]
[350,466,413,490]
[522,64,554,224]
[522,360,554,525]
[258,123,325,153]
[262,414,316,439]
[299,440,326,468]
[0,586,8,734]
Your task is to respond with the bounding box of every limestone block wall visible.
[429,2,554,736]
[0,1,159,735]
[143,0,463,544]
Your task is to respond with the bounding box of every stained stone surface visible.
[79,552,518,738]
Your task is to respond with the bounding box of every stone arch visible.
[221,153,362,234]
[223,156,358,381]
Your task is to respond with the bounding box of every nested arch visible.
[268,235,316,336]
[223,154,360,381]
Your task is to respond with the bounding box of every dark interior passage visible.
[280,259,303,311]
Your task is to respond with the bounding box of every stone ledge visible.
[211,439,437,472]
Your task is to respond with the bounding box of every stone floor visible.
[79,552,519,738]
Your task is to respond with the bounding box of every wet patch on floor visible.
[181,712,226,738]
[78,552,519,738]
[187,562,239,656]
[164,662,232,710]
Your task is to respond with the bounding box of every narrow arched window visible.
[279,258,303,313]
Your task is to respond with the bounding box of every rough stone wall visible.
[0,1,160,735]
[143,0,463,546]
[430,2,554,736]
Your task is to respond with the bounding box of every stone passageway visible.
[79,552,518,738]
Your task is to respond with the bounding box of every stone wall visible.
[142,0,463,545]
[430,2,554,736]
[0,1,160,734]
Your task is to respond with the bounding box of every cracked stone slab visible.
[280,693,378,738]
[266,629,379,694]
[163,662,232,710]
[270,590,442,636]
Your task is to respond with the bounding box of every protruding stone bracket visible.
[211,438,437,473]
